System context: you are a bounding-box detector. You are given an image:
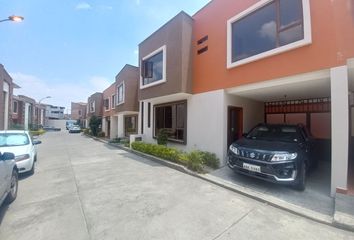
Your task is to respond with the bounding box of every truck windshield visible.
[247,126,302,143]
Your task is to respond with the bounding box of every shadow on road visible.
[0,203,9,226]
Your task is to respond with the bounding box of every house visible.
[137,1,354,196]
[102,83,117,138]
[0,64,19,130]
[114,65,139,139]
[45,105,65,120]
[11,95,36,130]
[86,92,103,129]
[71,102,87,127]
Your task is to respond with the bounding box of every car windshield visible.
[0,133,30,147]
[247,126,302,143]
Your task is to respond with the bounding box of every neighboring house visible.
[138,12,193,149]
[45,105,65,120]
[192,0,354,196]
[0,64,18,130]
[11,95,36,130]
[86,92,103,128]
[136,1,354,196]
[71,102,87,127]
[102,83,117,139]
[114,64,139,139]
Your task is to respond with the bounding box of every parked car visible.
[0,152,18,206]
[66,120,77,130]
[69,125,81,133]
[228,124,316,191]
[0,131,42,175]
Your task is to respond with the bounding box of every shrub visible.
[200,151,220,169]
[97,131,105,138]
[131,142,218,173]
[109,138,120,144]
[186,151,204,173]
[83,128,90,135]
[30,129,46,136]
[157,129,168,145]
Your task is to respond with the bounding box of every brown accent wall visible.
[138,11,193,100]
[87,92,103,118]
[71,102,87,121]
[103,83,117,117]
[0,64,14,130]
[115,65,139,113]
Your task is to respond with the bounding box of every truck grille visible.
[239,149,273,162]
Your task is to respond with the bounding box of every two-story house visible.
[71,102,87,127]
[0,64,19,130]
[137,1,354,196]
[11,95,36,130]
[102,83,117,139]
[86,92,103,129]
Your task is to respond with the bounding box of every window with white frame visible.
[141,45,166,88]
[111,95,116,109]
[90,101,95,113]
[227,0,311,68]
[117,83,124,105]
[104,98,110,111]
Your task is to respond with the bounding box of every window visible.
[227,0,311,68]
[148,102,151,128]
[141,102,144,134]
[90,101,95,113]
[141,45,166,88]
[124,115,138,137]
[111,95,116,109]
[13,101,18,113]
[154,101,187,143]
[104,98,110,111]
[79,110,82,116]
[117,83,124,105]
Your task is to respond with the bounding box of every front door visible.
[227,106,243,148]
[107,118,111,139]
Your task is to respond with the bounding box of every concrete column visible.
[110,116,118,139]
[102,118,107,135]
[117,114,125,138]
[3,81,9,130]
[330,66,349,196]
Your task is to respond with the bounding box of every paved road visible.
[0,131,353,240]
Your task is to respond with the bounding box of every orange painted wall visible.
[103,83,116,117]
[193,0,354,93]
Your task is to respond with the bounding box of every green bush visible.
[186,151,204,173]
[83,128,90,135]
[109,138,120,144]
[157,129,168,145]
[97,131,105,138]
[30,129,46,136]
[200,151,220,169]
[89,115,101,136]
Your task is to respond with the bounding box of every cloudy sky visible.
[0,0,210,112]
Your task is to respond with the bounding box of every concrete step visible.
[334,193,354,231]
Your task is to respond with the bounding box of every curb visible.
[85,135,352,231]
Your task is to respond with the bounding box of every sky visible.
[0,0,210,113]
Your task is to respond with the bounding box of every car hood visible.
[0,144,32,157]
[234,138,300,153]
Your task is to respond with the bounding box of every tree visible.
[89,115,101,136]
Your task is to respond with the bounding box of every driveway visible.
[0,131,353,240]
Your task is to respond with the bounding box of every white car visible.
[0,152,18,206]
[0,131,42,174]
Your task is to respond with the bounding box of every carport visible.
[226,63,352,198]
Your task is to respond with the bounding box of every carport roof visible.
[226,69,331,102]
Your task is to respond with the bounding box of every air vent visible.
[197,46,208,55]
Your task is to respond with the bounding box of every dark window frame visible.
[153,100,187,144]
[124,115,138,137]
[13,101,18,113]
[148,102,151,128]
[230,0,304,64]
[104,98,110,111]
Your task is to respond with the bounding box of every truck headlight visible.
[229,145,239,155]
[15,154,30,162]
[271,153,297,162]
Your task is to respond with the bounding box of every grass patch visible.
[30,129,46,136]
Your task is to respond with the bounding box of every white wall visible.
[330,66,349,196]
[110,116,118,139]
[102,118,107,135]
[139,90,263,166]
[3,81,9,130]
[47,119,67,130]
[117,114,124,138]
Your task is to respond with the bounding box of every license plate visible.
[243,163,261,173]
